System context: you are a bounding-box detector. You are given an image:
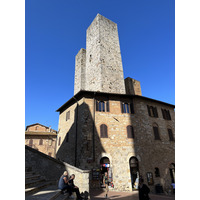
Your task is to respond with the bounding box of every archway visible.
[100,157,111,187]
[129,156,139,189]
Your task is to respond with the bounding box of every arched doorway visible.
[129,157,139,189]
[100,157,111,187]
[169,163,175,183]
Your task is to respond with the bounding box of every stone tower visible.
[74,14,126,95]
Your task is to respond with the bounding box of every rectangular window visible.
[96,100,110,112]
[58,137,61,146]
[161,109,171,120]
[66,111,70,121]
[121,102,134,114]
[147,105,158,118]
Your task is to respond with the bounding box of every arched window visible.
[127,125,134,138]
[153,123,160,140]
[100,124,108,138]
[39,139,43,145]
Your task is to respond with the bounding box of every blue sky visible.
[25,0,175,130]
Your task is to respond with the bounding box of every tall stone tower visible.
[74,14,126,95]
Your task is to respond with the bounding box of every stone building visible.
[25,123,57,158]
[56,14,175,193]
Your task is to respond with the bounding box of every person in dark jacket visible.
[68,174,83,200]
[138,178,150,200]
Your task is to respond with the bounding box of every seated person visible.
[68,174,83,200]
[58,171,72,195]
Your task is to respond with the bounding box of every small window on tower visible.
[155,167,160,177]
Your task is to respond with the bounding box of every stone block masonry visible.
[74,14,126,95]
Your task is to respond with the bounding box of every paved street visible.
[90,189,175,200]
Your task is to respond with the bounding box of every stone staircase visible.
[25,167,87,200]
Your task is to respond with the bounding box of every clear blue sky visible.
[25,0,175,130]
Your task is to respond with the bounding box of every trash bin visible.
[155,184,164,194]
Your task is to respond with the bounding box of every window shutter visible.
[168,129,174,141]
[106,101,110,112]
[96,100,99,111]
[167,110,171,120]
[127,126,134,138]
[121,102,124,113]
[102,102,105,112]
[153,107,158,118]
[161,109,165,119]
[130,103,134,114]
[147,105,151,116]
[100,124,108,138]
[58,137,61,146]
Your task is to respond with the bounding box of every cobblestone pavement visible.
[90,190,175,200]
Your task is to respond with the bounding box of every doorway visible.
[129,157,139,189]
[100,157,111,187]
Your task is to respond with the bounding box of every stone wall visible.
[125,77,142,96]
[83,14,126,94]
[25,145,90,194]
[56,93,175,193]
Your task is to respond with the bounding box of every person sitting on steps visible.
[68,174,84,200]
[58,171,72,196]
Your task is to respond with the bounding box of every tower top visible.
[74,14,126,95]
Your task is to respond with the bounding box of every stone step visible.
[26,185,60,200]
[25,178,46,188]
[25,174,42,181]
[25,181,55,196]
[25,171,37,176]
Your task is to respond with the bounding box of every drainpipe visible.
[73,97,79,167]
[92,92,96,162]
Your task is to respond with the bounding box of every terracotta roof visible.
[25,131,57,136]
[25,123,57,132]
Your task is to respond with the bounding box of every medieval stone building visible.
[25,123,57,158]
[56,14,175,193]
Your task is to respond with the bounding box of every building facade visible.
[25,123,57,158]
[56,14,175,193]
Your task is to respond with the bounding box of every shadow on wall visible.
[56,100,106,194]
[56,101,106,168]
[130,98,175,193]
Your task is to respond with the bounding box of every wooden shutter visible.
[100,124,108,138]
[147,105,151,116]
[96,100,99,111]
[130,103,134,114]
[121,102,124,113]
[153,126,160,140]
[161,109,165,119]
[106,101,110,112]
[168,129,174,141]
[127,126,134,138]
[167,110,171,120]
[153,107,158,117]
